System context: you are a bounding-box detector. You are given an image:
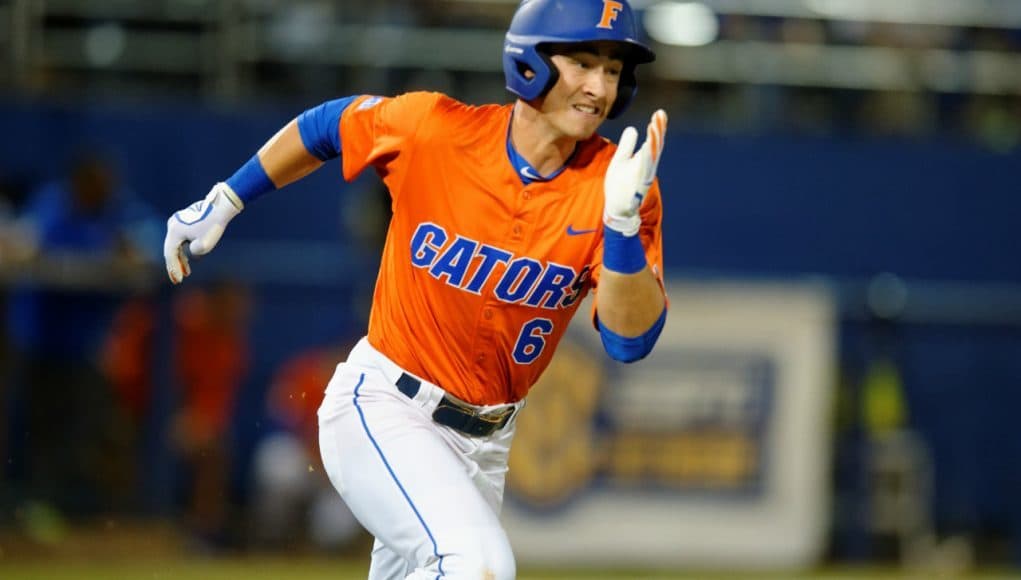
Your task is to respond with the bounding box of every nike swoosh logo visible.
[566,225,598,236]
[519,166,543,181]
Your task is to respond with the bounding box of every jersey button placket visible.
[509,219,527,242]
[474,306,496,381]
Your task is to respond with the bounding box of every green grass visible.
[1,558,362,580]
[3,521,1019,579]
[2,558,1020,580]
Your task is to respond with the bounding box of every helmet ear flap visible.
[508,48,639,120]
[503,0,654,118]
[504,43,560,102]
[531,49,560,101]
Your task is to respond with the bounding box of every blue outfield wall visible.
[3,99,1017,282]
[656,132,1020,283]
[2,99,1020,553]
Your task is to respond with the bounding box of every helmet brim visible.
[508,34,656,65]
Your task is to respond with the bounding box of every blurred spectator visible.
[99,294,159,510]
[246,180,387,552]
[0,172,32,517]
[102,295,158,436]
[250,340,363,552]
[4,150,159,533]
[171,279,252,550]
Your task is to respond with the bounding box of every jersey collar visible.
[505,110,578,185]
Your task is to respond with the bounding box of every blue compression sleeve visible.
[597,308,667,363]
[602,226,647,274]
[224,97,357,204]
[226,155,275,204]
[296,96,357,161]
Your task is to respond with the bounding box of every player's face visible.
[542,44,623,140]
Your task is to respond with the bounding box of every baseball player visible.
[163,0,667,577]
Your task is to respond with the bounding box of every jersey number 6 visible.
[513,318,554,365]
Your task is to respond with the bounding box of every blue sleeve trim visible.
[296,96,357,161]
[602,226,647,274]
[597,308,667,363]
[225,155,275,204]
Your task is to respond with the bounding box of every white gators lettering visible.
[357,95,383,110]
[409,222,584,310]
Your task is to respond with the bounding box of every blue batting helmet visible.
[503,0,655,119]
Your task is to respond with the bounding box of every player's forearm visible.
[226,97,356,204]
[222,119,322,205]
[164,98,354,284]
[596,267,665,336]
[594,223,667,362]
[256,120,324,188]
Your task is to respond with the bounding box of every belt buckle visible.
[479,405,513,426]
[452,397,512,424]
[434,397,513,437]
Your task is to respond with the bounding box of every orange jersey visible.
[338,92,663,405]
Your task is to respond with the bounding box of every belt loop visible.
[396,373,421,399]
[357,339,519,438]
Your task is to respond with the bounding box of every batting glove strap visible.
[163,182,244,284]
[603,212,642,238]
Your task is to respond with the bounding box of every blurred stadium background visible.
[1,0,1020,578]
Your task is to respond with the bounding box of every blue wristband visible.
[225,155,276,204]
[602,226,647,274]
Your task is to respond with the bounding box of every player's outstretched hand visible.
[603,109,668,237]
[163,182,244,284]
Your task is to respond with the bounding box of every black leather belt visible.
[396,373,513,438]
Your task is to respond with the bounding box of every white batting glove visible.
[163,182,244,284]
[603,109,668,237]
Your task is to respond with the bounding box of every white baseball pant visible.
[318,337,522,579]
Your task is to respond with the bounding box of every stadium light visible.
[644,2,719,47]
